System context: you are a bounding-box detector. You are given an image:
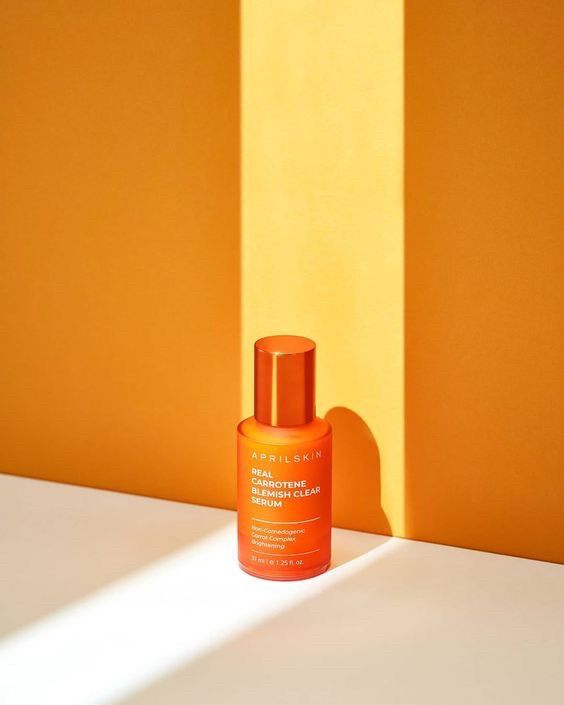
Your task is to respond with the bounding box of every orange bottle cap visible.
[254,335,316,427]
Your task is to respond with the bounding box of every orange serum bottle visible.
[237,335,332,580]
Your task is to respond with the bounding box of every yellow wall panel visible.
[242,0,404,535]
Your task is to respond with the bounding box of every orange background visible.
[405,0,564,563]
[1,1,563,563]
[0,1,240,509]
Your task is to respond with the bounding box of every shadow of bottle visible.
[325,406,391,537]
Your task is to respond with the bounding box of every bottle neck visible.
[253,410,315,428]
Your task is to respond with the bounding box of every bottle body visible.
[237,416,332,580]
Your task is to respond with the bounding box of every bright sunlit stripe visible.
[0,524,397,705]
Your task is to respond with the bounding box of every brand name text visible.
[250,449,322,464]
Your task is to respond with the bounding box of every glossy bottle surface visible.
[237,416,332,580]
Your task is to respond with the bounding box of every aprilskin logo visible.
[251,449,322,464]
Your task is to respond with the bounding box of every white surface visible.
[0,474,562,705]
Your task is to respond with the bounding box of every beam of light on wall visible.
[242,0,404,535]
[0,523,398,705]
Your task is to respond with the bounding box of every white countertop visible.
[0,474,562,705]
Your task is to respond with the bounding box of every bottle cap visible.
[254,335,316,426]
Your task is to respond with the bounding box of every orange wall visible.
[2,1,562,565]
[0,1,240,508]
[405,0,564,562]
